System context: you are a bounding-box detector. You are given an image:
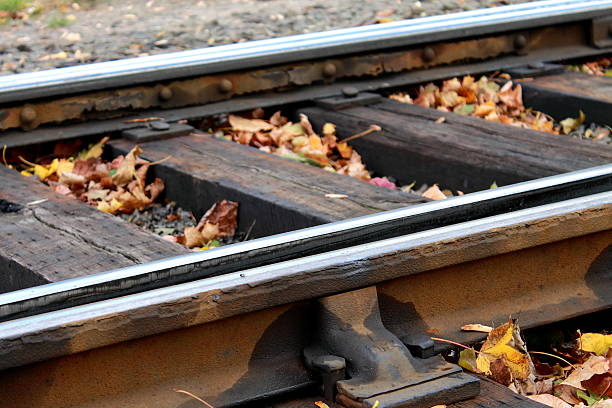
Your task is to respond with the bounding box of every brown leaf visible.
[228,114,274,133]
[562,355,609,390]
[490,358,512,386]
[58,171,86,192]
[112,145,142,186]
[527,394,572,408]
[582,373,612,397]
[199,222,220,242]
[498,82,524,110]
[184,226,204,248]
[197,200,239,238]
[146,178,165,202]
[269,111,288,127]
[554,384,583,405]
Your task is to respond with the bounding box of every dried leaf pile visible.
[389,76,610,144]
[18,137,165,214]
[453,319,612,408]
[9,139,239,250]
[215,110,372,181]
[567,58,612,77]
[215,110,466,201]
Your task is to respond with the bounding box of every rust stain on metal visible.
[0,24,580,131]
[378,229,612,345]
[0,304,294,408]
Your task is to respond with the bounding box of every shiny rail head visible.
[0,0,610,102]
[1,188,610,339]
[0,163,610,316]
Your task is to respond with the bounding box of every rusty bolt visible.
[422,46,436,62]
[323,62,337,77]
[514,35,528,50]
[159,87,173,101]
[219,79,233,93]
[20,107,37,124]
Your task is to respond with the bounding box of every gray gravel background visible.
[1,0,533,76]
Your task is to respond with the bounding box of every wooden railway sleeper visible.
[304,286,480,408]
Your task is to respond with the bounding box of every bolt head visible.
[342,87,359,98]
[159,87,173,101]
[514,35,528,49]
[422,46,436,62]
[219,79,233,93]
[323,62,337,77]
[149,121,170,131]
[528,62,544,70]
[20,107,37,124]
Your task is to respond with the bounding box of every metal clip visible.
[304,287,479,408]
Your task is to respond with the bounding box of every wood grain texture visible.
[110,135,427,239]
[450,377,547,408]
[0,166,188,292]
[301,100,612,192]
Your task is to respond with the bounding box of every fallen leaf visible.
[80,136,109,160]
[228,114,274,133]
[112,145,142,186]
[422,185,447,200]
[580,333,612,356]
[560,111,586,135]
[197,200,239,238]
[369,177,396,190]
[562,355,609,390]
[314,401,329,408]
[476,319,536,394]
[461,324,493,333]
[458,349,480,373]
[527,394,572,408]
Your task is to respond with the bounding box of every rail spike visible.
[304,286,479,407]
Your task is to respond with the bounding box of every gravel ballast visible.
[1,0,534,76]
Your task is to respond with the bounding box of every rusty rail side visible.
[0,193,609,407]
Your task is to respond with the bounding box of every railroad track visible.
[0,1,610,407]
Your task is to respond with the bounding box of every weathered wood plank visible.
[301,100,612,192]
[0,165,188,292]
[110,135,427,239]
[519,71,612,124]
[449,377,547,408]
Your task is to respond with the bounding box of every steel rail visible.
[1,189,609,371]
[0,164,610,321]
[0,0,610,103]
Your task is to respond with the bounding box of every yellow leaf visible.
[56,159,74,176]
[314,402,330,408]
[559,110,585,135]
[34,159,58,180]
[20,170,33,177]
[97,198,122,213]
[580,333,612,356]
[80,136,109,160]
[458,349,479,373]
[336,142,352,159]
[476,319,534,382]
[322,123,336,136]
